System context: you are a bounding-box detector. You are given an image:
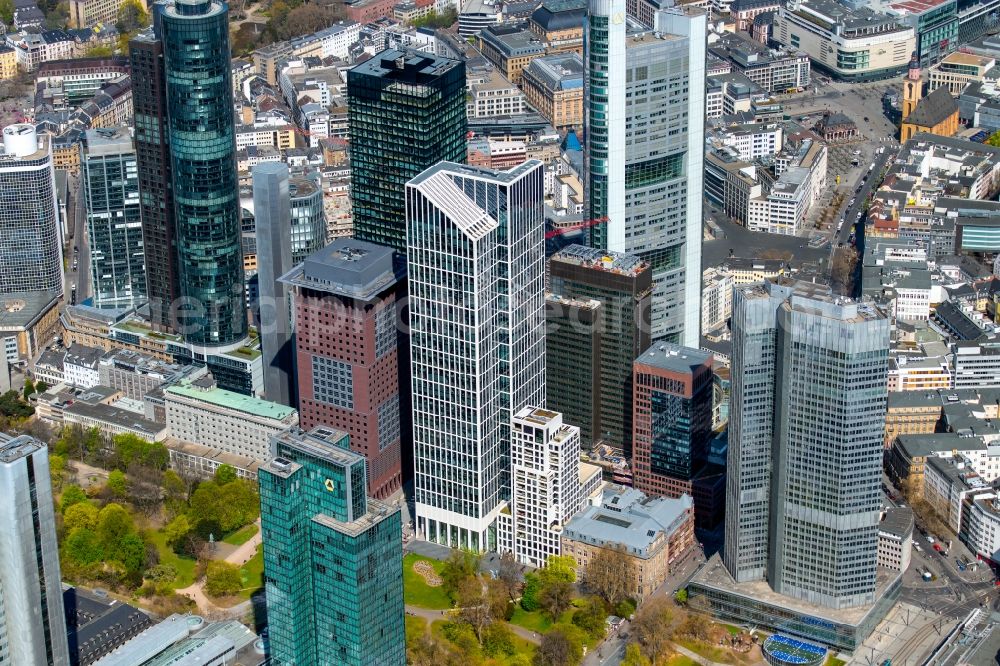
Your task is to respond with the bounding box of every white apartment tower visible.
[406,161,546,551]
[499,406,602,567]
[584,5,707,345]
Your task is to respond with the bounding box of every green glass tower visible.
[347,49,467,252]
[260,427,405,666]
[158,0,246,346]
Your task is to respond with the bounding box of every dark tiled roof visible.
[905,86,959,129]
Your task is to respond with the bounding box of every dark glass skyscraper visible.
[347,49,467,252]
[131,0,245,344]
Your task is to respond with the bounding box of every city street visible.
[66,172,89,305]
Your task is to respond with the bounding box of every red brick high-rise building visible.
[281,238,407,500]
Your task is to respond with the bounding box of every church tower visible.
[902,52,922,119]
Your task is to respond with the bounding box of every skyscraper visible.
[260,426,404,666]
[723,280,889,609]
[0,124,62,297]
[0,433,71,666]
[130,29,177,330]
[81,127,145,309]
[348,49,467,252]
[281,238,407,500]
[548,245,651,451]
[288,175,326,264]
[133,0,245,345]
[407,160,546,551]
[252,162,294,405]
[584,5,706,344]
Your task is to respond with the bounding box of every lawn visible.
[406,615,429,641]
[430,619,535,664]
[237,546,265,600]
[403,553,452,610]
[508,601,580,634]
[223,523,258,546]
[146,528,197,588]
[723,624,742,636]
[678,639,739,664]
[824,657,846,666]
[666,655,699,666]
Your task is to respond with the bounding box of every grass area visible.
[237,546,265,600]
[406,615,429,641]
[429,620,536,664]
[223,523,258,546]
[824,657,847,666]
[666,655,699,666]
[403,553,452,610]
[724,624,742,636]
[509,607,554,633]
[146,528,197,589]
[678,639,739,664]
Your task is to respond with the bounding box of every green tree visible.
[116,0,148,32]
[674,587,688,605]
[631,598,674,661]
[163,514,191,550]
[63,501,99,532]
[987,130,1000,147]
[521,572,542,611]
[0,390,33,418]
[214,463,237,485]
[583,545,635,607]
[61,484,88,512]
[49,453,66,493]
[107,469,128,499]
[571,596,607,639]
[22,378,34,400]
[621,643,652,666]
[540,554,577,584]
[115,532,147,576]
[35,380,49,393]
[85,45,114,56]
[97,503,134,552]
[481,622,516,657]
[534,627,582,666]
[0,0,13,24]
[112,433,168,470]
[539,579,573,621]
[64,527,104,565]
[441,549,480,602]
[205,560,243,597]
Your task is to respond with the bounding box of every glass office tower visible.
[158,0,246,346]
[407,161,546,551]
[260,427,404,666]
[724,280,889,609]
[347,49,467,252]
[81,127,146,309]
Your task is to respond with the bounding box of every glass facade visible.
[0,129,62,297]
[159,0,246,346]
[289,177,326,263]
[82,128,146,309]
[407,161,546,551]
[347,49,468,252]
[260,428,405,666]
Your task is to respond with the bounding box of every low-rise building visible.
[0,45,18,80]
[528,0,585,54]
[466,64,529,118]
[702,267,733,334]
[91,614,262,666]
[164,439,261,481]
[520,53,583,128]
[0,291,61,364]
[562,486,696,600]
[478,23,545,84]
[884,390,943,447]
[64,397,168,441]
[924,454,992,532]
[64,343,103,388]
[877,507,913,572]
[928,51,996,95]
[164,375,299,461]
[98,349,206,401]
[708,31,809,93]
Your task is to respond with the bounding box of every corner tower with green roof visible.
[259,426,404,666]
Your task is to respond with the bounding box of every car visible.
[849,198,856,206]
[927,536,935,544]
[853,150,862,155]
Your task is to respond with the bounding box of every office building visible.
[0,124,62,297]
[632,343,721,527]
[281,238,407,500]
[0,433,71,666]
[347,49,467,252]
[289,176,326,263]
[544,293,602,446]
[548,245,651,451]
[407,161,546,551]
[498,406,602,567]
[129,30,177,331]
[584,6,706,345]
[723,280,889,608]
[81,127,145,310]
[132,0,246,345]
[260,427,405,666]
[252,162,294,406]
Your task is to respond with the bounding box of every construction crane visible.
[544,216,608,239]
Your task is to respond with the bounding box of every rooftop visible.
[280,237,404,301]
[165,384,297,422]
[904,86,959,129]
[348,48,462,83]
[0,433,43,463]
[879,507,914,539]
[0,291,59,330]
[636,342,712,375]
[480,24,545,57]
[562,486,692,556]
[550,244,648,277]
[530,0,586,32]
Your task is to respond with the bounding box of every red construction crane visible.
[545,216,608,239]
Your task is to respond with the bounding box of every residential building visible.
[584,6,706,345]
[562,485,695,600]
[260,427,404,666]
[0,125,62,298]
[924,454,991,533]
[252,162,294,406]
[521,53,584,128]
[632,343,721,528]
[478,24,546,84]
[724,280,889,608]
[64,343,103,388]
[745,137,827,235]
[0,45,18,80]
[0,433,70,666]
[281,238,407,500]
[8,30,76,70]
[498,406,602,567]
[164,375,299,461]
[774,0,916,82]
[347,49,467,252]
[702,267,733,334]
[877,508,913,572]
[81,127,145,310]
[544,294,602,446]
[548,245,651,451]
[129,30,178,331]
[407,161,546,551]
